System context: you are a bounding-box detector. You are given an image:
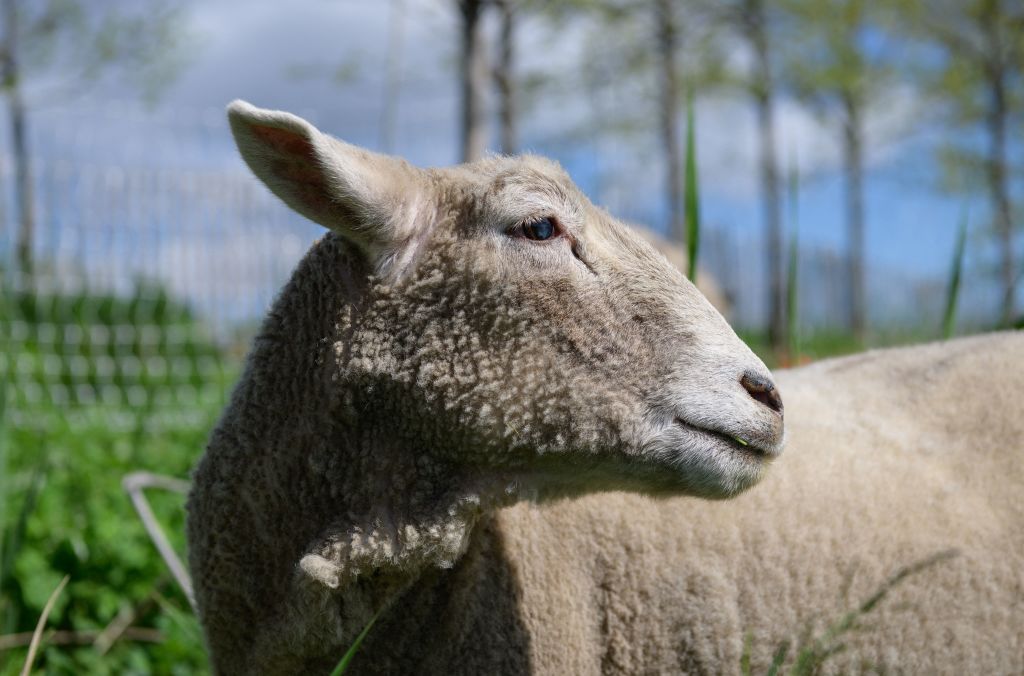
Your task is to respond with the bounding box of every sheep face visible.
[229,101,784,499]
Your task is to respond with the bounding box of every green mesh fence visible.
[0,153,315,673]
[0,159,316,436]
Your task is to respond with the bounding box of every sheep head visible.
[228,100,784,500]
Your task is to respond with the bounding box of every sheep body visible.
[289,332,1024,675]
[481,332,1024,675]
[187,102,1022,675]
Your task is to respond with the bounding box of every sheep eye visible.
[521,217,557,241]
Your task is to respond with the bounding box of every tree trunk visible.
[655,0,685,254]
[842,91,866,341]
[982,4,1015,326]
[495,0,516,155]
[745,0,785,350]
[459,0,488,162]
[988,76,1015,326]
[2,0,34,283]
[8,86,32,281]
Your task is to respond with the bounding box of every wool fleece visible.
[186,101,1022,675]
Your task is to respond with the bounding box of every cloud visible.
[13,0,979,330]
[34,1,922,200]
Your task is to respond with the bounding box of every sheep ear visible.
[227,100,425,260]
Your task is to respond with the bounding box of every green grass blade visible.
[786,162,800,360]
[329,607,383,676]
[684,90,701,284]
[765,639,789,676]
[941,209,968,339]
[739,633,753,675]
[769,549,958,675]
[19,574,69,676]
[0,275,12,595]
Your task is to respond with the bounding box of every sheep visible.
[186,101,1024,675]
[629,224,732,318]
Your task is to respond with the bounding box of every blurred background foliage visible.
[0,0,1021,672]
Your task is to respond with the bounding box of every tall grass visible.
[0,280,223,673]
[741,549,959,675]
[18,575,69,676]
[684,91,701,284]
[0,428,45,644]
[329,608,383,676]
[941,209,968,339]
[786,162,800,361]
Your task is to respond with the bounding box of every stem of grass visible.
[684,90,700,284]
[329,607,383,676]
[941,209,968,339]
[19,574,69,676]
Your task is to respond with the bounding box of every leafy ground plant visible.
[0,281,226,674]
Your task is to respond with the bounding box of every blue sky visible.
[12,0,1020,328]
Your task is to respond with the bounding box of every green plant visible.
[0,280,232,674]
[684,90,701,284]
[741,549,959,675]
[18,575,69,676]
[941,209,968,339]
[786,162,800,361]
[329,608,383,676]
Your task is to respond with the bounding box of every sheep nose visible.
[741,371,783,415]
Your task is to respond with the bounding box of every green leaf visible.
[765,639,789,676]
[1,463,45,596]
[786,162,800,359]
[684,90,701,284]
[941,208,968,339]
[329,607,383,676]
[740,633,753,676]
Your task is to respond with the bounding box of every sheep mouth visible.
[672,418,773,459]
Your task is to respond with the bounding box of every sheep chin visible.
[636,424,772,500]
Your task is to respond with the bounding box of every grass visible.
[0,281,224,674]
[684,90,701,285]
[0,272,997,673]
[329,608,383,676]
[786,161,800,361]
[741,549,959,675]
[0,407,213,675]
[941,209,968,339]
[18,576,69,676]
[739,328,866,369]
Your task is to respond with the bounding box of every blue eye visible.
[522,218,557,241]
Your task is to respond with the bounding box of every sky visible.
[10,0,1018,329]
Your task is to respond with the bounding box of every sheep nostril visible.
[740,371,784,415]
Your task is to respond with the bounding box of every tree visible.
[706,0,787,349]
[494,0,518,154]
[1,0,32,280]
[0,0,188,282]
[895,0,1023,326]
[457,0,490,162]
[551,0,722,268]
[655,0,685,247]
[778,0,893,341]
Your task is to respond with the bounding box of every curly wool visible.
[187,101,1022,675]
